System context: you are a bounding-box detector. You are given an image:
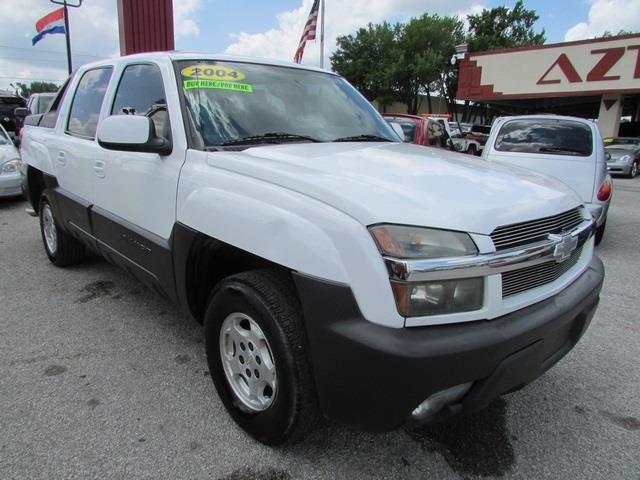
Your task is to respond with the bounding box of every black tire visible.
[39,191,85,267]
[467,144,477,156]
[629,161,638,178]
[204,269,319,445]
[595,220,606,246]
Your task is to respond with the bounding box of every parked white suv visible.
[20,53,604,445]
[482,115,612,244]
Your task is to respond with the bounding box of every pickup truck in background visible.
[20,53,604,445]
[0,91,26,141]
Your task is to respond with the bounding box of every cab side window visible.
[111,64,169,139]
[66,67,113,139]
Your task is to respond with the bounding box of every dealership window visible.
[495,119,593,156]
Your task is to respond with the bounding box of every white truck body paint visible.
[20,53,593,329]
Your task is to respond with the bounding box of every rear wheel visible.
[204,269,319,445]
[467,144,477,156]
[39,192,85,267]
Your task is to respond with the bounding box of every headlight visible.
[0,158,21,175]
[369,225,478,259]
[620,154,632,164]
[391,277,484,316]
[370,225,483,316]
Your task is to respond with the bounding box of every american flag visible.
[293,0,320,64]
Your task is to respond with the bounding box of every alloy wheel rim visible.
[42,204,57,254]
[219,312,277,412]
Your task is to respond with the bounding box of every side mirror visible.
[388,122,405,141]
[14,107,28,117]
[97,115,172,155]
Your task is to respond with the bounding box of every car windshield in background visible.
[384,118,417,142]
[495,119,593,156]
[176,61,397,147]
[606,138,639,149]
[36,96,54,114]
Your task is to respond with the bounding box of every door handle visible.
[56,152,66,166]
[94,160,106,178]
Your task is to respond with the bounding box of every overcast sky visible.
[0,0,639,91]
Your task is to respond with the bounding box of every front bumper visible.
[293,255,604,432]
[0,172,22,197]
[607,162,631,175]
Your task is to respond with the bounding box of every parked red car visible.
[382,113,449,148]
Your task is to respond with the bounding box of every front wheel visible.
[204,270,319,445]
[467,144,477,156]
[629,161,638,178]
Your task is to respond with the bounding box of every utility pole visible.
[50,0,82,75]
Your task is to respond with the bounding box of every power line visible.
[0,75,66,82]
[0,44,107,59]
[0,54,96,64]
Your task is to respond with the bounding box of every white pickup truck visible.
[20,52,604,445]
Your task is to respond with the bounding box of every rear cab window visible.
[495,118,593,157]
[66,67,113,139]
[38,78,72,128]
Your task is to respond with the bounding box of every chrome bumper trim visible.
[384,219,595,282]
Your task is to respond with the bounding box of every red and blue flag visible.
[32,8,66,46]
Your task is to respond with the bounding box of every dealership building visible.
[457,33,640,138]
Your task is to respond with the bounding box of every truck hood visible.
[206,142,582,235]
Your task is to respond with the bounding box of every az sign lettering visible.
[537,45,640,85]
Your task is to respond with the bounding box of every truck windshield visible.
[176,60,397,147]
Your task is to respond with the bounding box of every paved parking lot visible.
[1,179,639,480]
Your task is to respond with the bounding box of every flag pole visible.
[50,0,82,75]
[63,1,72,74]
[319,0,325,69]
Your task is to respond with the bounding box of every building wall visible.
[374,97,450,115]
[118,0,174,55]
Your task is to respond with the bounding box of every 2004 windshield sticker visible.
[181,65,253,94]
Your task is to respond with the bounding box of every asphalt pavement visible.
[0,179,638,480]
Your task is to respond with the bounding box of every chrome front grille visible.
[491,208,584,251]
[502,246,583,298]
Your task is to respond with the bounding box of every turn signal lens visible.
[597,179,612,201]
[391,278,484,317]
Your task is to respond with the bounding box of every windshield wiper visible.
[220,132,320,146]
[332,134,393,142]
[539,147,586,155]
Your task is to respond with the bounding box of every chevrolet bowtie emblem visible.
[548,233,578,262]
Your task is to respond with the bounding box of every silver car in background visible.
[0,124,22,198]
[482,115,611,244]
[604,137,640,178]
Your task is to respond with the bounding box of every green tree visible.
[331,22,400,107]
[15,81,60,98]
[393,14,465,114]
[466,0,545,52]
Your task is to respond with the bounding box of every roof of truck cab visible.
[75,51,337,76]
